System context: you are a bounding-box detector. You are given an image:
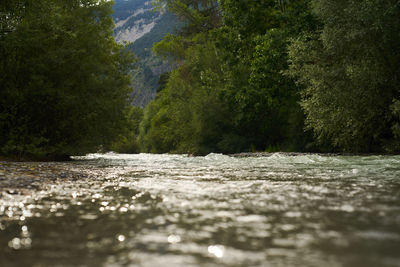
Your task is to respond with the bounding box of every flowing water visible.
[1,153,400,267]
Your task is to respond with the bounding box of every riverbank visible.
[0,154,72,162]
[229,152,338,157]
[228,151,398,157]
[2,151,397,163]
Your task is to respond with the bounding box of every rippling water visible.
[1,153,400,266]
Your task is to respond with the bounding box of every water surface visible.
[1,153,400,266]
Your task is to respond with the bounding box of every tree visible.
[142,0,319,154]
[140,39,237,154]
[215,0,317,151]
[154,0,221,35]
[288,0,400,152]
[107,106,143,154]
[0,0,135,159]
[140,0,237,155]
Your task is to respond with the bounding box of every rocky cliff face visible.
[114,1,161,44]
[113,0,179,107]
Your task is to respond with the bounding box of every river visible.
[1,153,400,266]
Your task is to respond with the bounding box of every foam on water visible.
[1,153,400,266]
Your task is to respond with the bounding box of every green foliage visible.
[0,0,135,159]
[142,0,400,154]
[153,34,187,61]
[108,106,143,154]
[139,94,175,153]
[288,0,400,152]
[128,12,182,59]
[214,0,317,151]
[139,0,318,154]
[140,39,240,155]
[156,72,170,93]
[154,0,221,35]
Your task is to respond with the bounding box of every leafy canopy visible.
[0,0,135,159]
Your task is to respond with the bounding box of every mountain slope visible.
[114,0,159,44]
[112,0,181,107]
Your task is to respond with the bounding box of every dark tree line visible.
[0,0,135,159]
[2,0,399,158]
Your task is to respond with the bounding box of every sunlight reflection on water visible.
[1,153,400,266]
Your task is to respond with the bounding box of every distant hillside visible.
[112,0,181,107]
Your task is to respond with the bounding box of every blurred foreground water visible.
[1,153,400,266]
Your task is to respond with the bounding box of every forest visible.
[139,0,400,155]
[1,0,400,159]
[0,0,135,159]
